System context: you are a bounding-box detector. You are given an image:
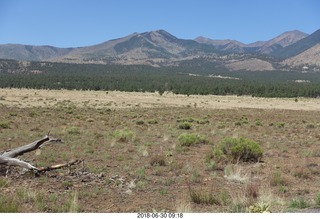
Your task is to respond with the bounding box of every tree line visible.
[1,60,320,98]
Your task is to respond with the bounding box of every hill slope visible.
[272,29,320,59]
[0,44,74,61]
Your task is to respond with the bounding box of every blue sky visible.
[0,0,319,47]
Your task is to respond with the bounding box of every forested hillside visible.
[1,59,320,98]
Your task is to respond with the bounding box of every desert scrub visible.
[189,188,220,205]
[315,193,320,207]
[254,119,263,126]
[197,118,209,124]
[235,115,249,126]
[288,197,310,209]
[113,128,134,142]
[150,155,166,166]
[147,119,158,124]
[224,164,248,184]
[135,120,145,125]
[247,202,270,213]
[275,122,285,128]
[214,137,263,162]
[0,120,11,129]
[177,117,195,123]
[66,126,81,135]
[0,196,19,212]
[178,121,192,130]
[178,133,208,147]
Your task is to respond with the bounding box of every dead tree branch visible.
[37,160,81,172]
[0,156,38,170]
[0,134,64,171]
[0,135,63,158]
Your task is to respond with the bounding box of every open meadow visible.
[1,88,320,212]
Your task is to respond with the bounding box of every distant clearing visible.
[1,88,320,111]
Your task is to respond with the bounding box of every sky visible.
[0,0,319,48]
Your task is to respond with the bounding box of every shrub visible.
[315,193,320,207]
[224,165,248,184]
[289,197,310,209]
[270,171,288,187]
[147,119,158,124]
[178,122,192,130]
[178,133,208,147]
[150,155,166,166]
[0,120,10,129]
[216,137,263,162]
[135,120,145,125]
[113,128,134,142]
[276,122,285,128]
[177,117,194,123]
[189,188,220,205]
[0,196,19,212]
[9,112,18,117]
[66,126,80,135]
[254,119,263,126]
[197,119,209,124]
[235,116,249,126]
[247,202,270,213]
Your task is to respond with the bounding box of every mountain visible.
[0,44,74,61]
[52,30,217,65]
[249,30,308,47]
[281,44,320,71]
[195,30,308,55]
[194,37,246,53]
[272,29,320,59]
[0,29,319,71]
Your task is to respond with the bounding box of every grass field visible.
[1,88,320,212]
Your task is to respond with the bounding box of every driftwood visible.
[0,134,64,172]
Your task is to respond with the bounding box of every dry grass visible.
[2,88,320,110]
[1,88,320,212]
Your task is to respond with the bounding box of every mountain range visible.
[0,29,319,72]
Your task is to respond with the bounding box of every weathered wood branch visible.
[0,134,63,158]
[37,159,80,172]
[0,156,38,170]
[0,134,63,171]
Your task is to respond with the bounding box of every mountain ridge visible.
[0,29,319,71]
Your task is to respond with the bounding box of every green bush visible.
[178,122,192,130]
[113,128,134,142]
[178,133,208,147]
[254,119,263,126]
[177,117,195,123]
[147,119,158,124]
[289,197,310,209]
[135,120,145,125]
[215,137,263,162]
[0,120,10,129]
[197,118,209,124]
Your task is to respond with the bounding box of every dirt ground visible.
[1,88,320,213]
